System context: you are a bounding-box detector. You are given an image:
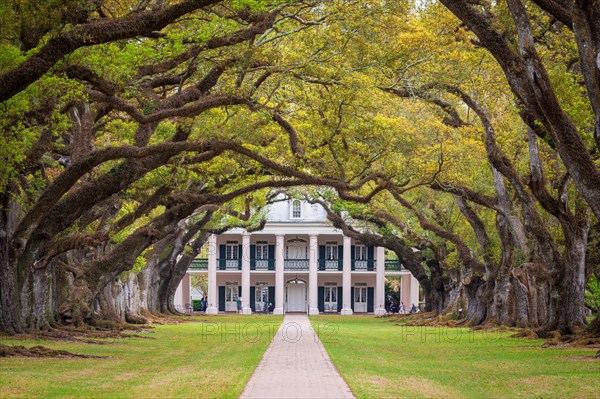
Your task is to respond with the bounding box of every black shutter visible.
[238,245,243,270]
[250,245,256,270]
[367,287,374,313]
[268,245,275,270]
[268,286,275,307]
[318,287,325,313]
[351,245,356,271]
[368,246,375,271]
[337,287,343,312]
[219,245,226,270]
[250,286,256,312]
[338,246,343,271]
[351,287,355,311]
[218,286,225,312]
[319,245,325,270]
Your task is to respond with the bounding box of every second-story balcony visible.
[218,258,242,270]
[198,258,404,272]
[284,259,309,271]
[319,259,343,271]
[190,258,208,270]
[352,259,375,271]
[385,259,403,271]
[251,258,275,271]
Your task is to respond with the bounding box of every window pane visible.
[326,245,338,259]
[356,246,367,260]
[226,244,238,259]
[257,245,267,259]
[292,200,301,218]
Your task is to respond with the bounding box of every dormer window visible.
[291,199,302,219]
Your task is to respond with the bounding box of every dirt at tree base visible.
[0,322,157,345]
[541,335,600,350]
[510,329,542,339]
[141,312,211,325]
[0,344,106,358]
[384,313,600,351]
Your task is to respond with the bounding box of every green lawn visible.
[0,315,282,398]
[311,316,599,399]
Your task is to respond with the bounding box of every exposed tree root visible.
[125,312,147,325]
[510,329,541,339]
[541,334,600,350]
[587,314,600,337]
[385,313,600,353]
[0,344,106,358]
[141,312,208,325]
[1,322,156,344]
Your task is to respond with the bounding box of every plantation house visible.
[175,199,419,314]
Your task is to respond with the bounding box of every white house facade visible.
[176,199,420,315]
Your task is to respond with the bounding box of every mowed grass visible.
[0,315,282,398]
[311,316,599,399]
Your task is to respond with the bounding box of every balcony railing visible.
[197,258,402,271]
[284,259,309,271]
[190,258,208,270]
[319,259,343,271]
[251,258,275,271]
[218,258,242,270]
[352,259,375,271]
[385,259,403,271]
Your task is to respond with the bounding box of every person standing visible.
[236,296,243,314]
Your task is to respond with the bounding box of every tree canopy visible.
[0,0,598,336]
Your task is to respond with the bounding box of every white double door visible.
[255,286,269,312]
[354,287,367,313]
[225,285,238,312]
[324,287,338,312]
[286,282,306,312]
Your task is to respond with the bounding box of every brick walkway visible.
[240,314,355,399]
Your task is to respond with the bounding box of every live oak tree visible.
[0,0,349,332]
[278,0,597,334]
[438,0,600,221]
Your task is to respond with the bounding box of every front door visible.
[324,287,337,312]
[225,285,238,312]
[354,287,367,313]
[255,285,269,312]
[286,282,306,312]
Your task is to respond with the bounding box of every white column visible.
[273,234,285,315]
[308,234,319,315]
[174,279,184,309]
[375,246,386,315]
[182,274,191,308]
[241,233,251,314]
[341,236,353,315]
[410,274,420,311]
[206,234,218,314]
